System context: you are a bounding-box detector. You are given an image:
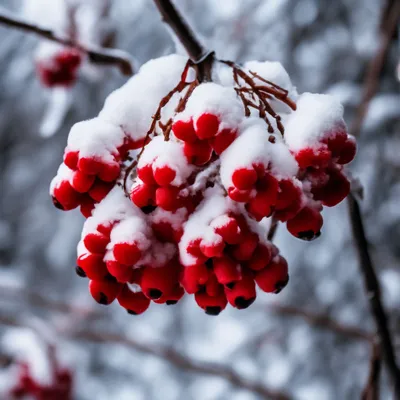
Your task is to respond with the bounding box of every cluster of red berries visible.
[51,118,147,217]
[50,55,356,315]
[36,46,82,88]
[9,363,73,400]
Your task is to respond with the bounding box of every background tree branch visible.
[347,0,400,395]
[0,8,134,75]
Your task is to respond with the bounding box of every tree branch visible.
[0,313,291,400]
[349,0,400,138]
[348,194,400,393]
[346,0,400,395]
[152,0,214,81]
[0,9,134,76]
[267,303,373,342]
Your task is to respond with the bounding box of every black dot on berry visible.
[148,289,162,299]
[127,309,138,315]
[141,205,157,214]
[166,300,178,305]
[274,276,289,294]
[205,259,213,269]
[297,230,318,241]
[235,296,256,309]
[75,266,86,278]
[225,282,236,289]
[52,197,64,210]
[98,292,109,305]
[205,306,221,316]
[104,273,117,283]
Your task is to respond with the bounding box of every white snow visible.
[67,117,125,162]
[176,82,245,133]
[138,136,195,186]
[220,118,298,189]
[99,55,193,142]
[109,216,151,251]
[283,92,346,151]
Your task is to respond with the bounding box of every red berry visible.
[195,113,219,139]
[200,237,225,258]
[224,272,256,309]
[255,255,289,293]
[89,280,122,305]
[88,180,113,202]
[83,233,109,254]
[153,284,184,305]
[231,232,259,261]
[337,137,356,164]
[312,167,350,207]
[64,151,79,170]
[113,242,141,266]
[141,262,181,299]
[117,285,150,314]
[180,263,209,294]
[98,162,120,182]
[106,260,133,283]
[194,290,227,315]
[155,186,181,211]
[246,190,275,221]
[130,183,156,208]
[213,256,242,287]
[78,157,103,175]
[287,206,323,240]
[172,119,198,143]
[52,181,82,210]
[232,168,258,190]
[137,164,156,185]
[77,252,109,281]
[80,195,96,218]
[227,187,252,202]
[183,141,213,166]
[205,272,223,297]
[210,129,237,154]
[213,216,242,244]
[71,170,95,193]
[246,244,272,271]
[153,165,176,186]
[296,146,331,169]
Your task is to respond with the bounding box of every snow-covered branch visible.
[0,8,133,76]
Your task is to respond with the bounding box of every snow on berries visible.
[50,54,356,315]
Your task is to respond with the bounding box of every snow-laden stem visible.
[0,9,134,75]
[152,0,215,81]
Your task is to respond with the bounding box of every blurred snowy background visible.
[0,0,399,399]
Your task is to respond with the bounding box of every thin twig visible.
[266,303,373,342]
[0,313,291,400]
[346,0,400,395]
[0,9,134,75]
[0,284,103,318]
[361,341,381,400]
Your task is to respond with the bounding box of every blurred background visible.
[0,0,399,399]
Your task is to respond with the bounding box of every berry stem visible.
[152,0,215,81]
[0,9,134,75]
